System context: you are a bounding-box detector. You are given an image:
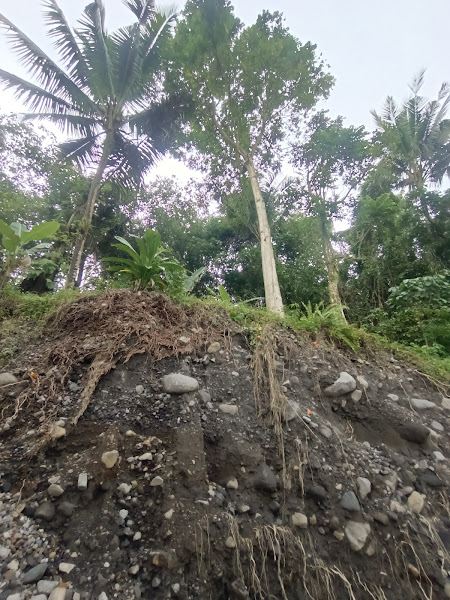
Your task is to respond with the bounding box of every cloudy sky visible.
[0,0,448,177]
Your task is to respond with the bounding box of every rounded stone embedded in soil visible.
[345,521,371,551]
[254,463,278,492]
[408,491,425,513]
[219,404,238,415]
[101,450,119,469]
[323,372,356,397]
[340,491,361,512]
[225,536,237,549]
[48,484,64,498]
[226,478,239,490]
[207,341,221,353]
[49,425,66,440]
[356,477,371,500]
[150,476,163,487]
[162,373,199,394]
[291,513,308,528]
[0,372,18,386]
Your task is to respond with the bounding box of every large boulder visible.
[324,372,356,397]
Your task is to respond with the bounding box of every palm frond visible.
[107,131,160,188]
[43,0,89,88]
[78,0,115,100]
[0,13,94,111]
[0,68,74,113]
[128,93,190,152]
[59,134,100,168]
[143,8,178,58]
[123,0,155,24]
[23,112,98,137]
[409,69,426,96]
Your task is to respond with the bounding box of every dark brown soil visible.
[0,291,449,600]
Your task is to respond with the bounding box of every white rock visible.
[37,581,59,594]
[118,483,132,494]
[433,451,446,462]
[129,565,140,575]
[431,421,444,432]
[164,509,174,520]
[150,476,163,487]
[0,546,11,559]
[138,453,152,461]
[98,593,108,600]
[390,500,407,514]
[7,559,19,571]
[78,473,88,490]
[407,491,425,514]
[6,594,22,600]
[411,398,436,410]
[119,509,129,519]
[0,372,18,386]
[207,342,221,353]
[219,404,238,415]
[48,484,64,497]
[324,372,357,397]
[345,521,371,551]
[442,398,450,410]
[178,336,191,345]
[135,385,144,395]
[59,562,75,574]
[291,513,308,528]
[49,425,66,439]
[319,426,332,439]
[162,373,199,394]
[101,450,119,469]
[384,472,399,493]
[133,532,142,541]
[226,478,239,490]
[356,477,371,500]
[356,375,369,389]
[387,393,399,402]
[225,536,236,549]
[351,389,362,402]
[286,399,301,421]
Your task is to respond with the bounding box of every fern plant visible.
[292,301,360,351]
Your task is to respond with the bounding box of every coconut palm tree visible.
[0,0,185,287]
[372,71,450,192]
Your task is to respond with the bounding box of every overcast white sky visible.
[0,0,449,179]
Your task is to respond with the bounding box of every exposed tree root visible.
[0,290,234,458]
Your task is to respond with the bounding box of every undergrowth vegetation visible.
[1,287,448,384]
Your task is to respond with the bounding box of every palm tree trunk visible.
[65,133,114,289]
[246,158,284,317]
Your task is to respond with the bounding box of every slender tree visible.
[292,112,371,315]
[168,0,332,315]
[0,0,184,287]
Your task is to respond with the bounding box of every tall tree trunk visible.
[65,133,114,289]
[75,252,87,288]
[246,159,284,317]
[320,213,346,321]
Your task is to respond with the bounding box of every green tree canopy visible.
[167,0,332,314]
